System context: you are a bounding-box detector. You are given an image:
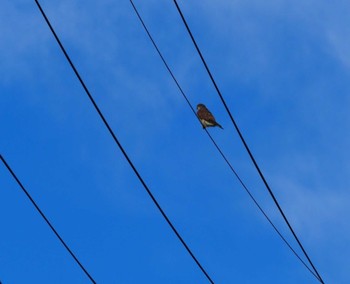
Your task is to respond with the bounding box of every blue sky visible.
[1,0,350,283]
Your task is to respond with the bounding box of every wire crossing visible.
[0,155,96,283]
[34,1,214,283]
[128,0,320,281]
[172,1,325,283]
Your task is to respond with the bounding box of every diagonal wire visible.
[0,155,96,283]
[33,1,214,283]
[128,0,320,281]
[172,1,325,283]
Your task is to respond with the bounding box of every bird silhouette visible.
[197,103,223,129]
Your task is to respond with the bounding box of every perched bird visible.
[197,103,223,129]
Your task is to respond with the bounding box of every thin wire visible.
[0,155,96,283]
[172,1,325,283]
[128,0,320,280]
[33,1,214,283]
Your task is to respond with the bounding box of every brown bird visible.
[197,103,223,129]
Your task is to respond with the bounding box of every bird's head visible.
[197,103,205,110]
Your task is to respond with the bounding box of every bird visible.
[197,103,223,129]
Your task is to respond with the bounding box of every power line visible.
[33,1,214,283]
[128,0,320,281]
[171,1,325,283]
[0,155,96,283]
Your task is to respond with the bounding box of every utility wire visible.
[172,1,325,283]
[33,1,214,283]
[128,0,320,281]
[0,155,96,283]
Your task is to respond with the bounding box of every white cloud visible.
[327,28,350,69]
[272,176,350,239]
[1,1,183,126]
[269,173,350,283]
[0,1,49,83]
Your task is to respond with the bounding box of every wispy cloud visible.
[327,28,350,69]
[1,1,185,128]
[0,2,49,83]
[272,176,349,238]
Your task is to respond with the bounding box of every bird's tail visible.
[216,122,223,129]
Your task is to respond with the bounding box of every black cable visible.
[0,155,96,283]
[33,1,214,283]
[172,1,325,283]
[128,0,320,281]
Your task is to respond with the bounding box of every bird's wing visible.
[198,108,217,123]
